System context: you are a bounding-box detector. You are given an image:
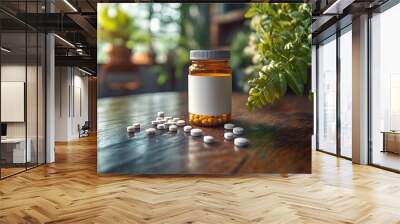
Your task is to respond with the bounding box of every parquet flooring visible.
[1,135,400,223]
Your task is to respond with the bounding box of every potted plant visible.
[98,4,149,65]
[244,3,312,110]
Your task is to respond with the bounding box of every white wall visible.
[54,67,89,141]
[1,65,37,138]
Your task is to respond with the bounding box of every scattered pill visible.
[233,127,244,135]
[190,128,203,137]
[224,123,235,130]
[156,117,164,121]
[224,132,234,140]
[151,120,159,125]
[164,116,172,120]
[145,128,156,135]
[203,136,215,144]
[126,126,136,133]
[234,137,249,147]
[132,123,140,129]
[183,125,192,132]
[158,119,165,124]
[157,112,165,117]
[157,124,166,130]
[169,125,178,132]
[172,117,180,122]
[166,121,176,126]
[176,120,186,127]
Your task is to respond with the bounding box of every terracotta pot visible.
[107,45,132,66]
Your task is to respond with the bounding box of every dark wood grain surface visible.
[97,92,312,174]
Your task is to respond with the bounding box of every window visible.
[370,3,400,171]
[317,35,337,154]
[339,27,352,158]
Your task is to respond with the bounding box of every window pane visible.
[371,4,400,171]
[1,30,28,177]
[340,28,352,158]
[317,36,337,154]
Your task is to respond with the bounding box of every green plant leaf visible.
[245,3,311,110]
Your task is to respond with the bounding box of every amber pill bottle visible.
[188,50,232,127]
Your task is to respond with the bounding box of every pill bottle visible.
[188,50,232,127]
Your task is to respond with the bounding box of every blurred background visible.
[97,3,252,98]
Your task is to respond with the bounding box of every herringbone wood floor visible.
[1,135,400,224]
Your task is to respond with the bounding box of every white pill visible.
[157,124,166,130]
[203,136,215,144]
[157,112,165,117]
[176,120,186,127]
[172,117,180,122]
[169,125,178,132]
[183,125,192,132]
[166,121,176,126]
[132,123,140,129]
[156,117,164,121]
[145,128,156,135]
[233,127,244,135]
[151,120,159,125]
[164,116,172,120]
[224,132,234,140]
[126,126,136,133]
[157,119,165,124]
[234,137,249,147]
[224,123,235,130]
[190,128,202,137]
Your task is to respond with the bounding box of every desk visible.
[97,92,312,174]
[1,138,31,163]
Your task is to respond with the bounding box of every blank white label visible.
[188,75,232,116]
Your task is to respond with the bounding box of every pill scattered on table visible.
[176,120,185,126]
[234,137,249,147]
[224,123,235,130]
[183,125,192,132]
[224,132,234,140]
[132,123,140,129]
[172,117,180,122]
[126,126,136,133]
[157,112,164,117]
[151,120,159,126]
[169,125,178,132]
[190,128,202,137]
[156,117,164,121]
[233,127,244,135]
[166,121,176,126]
[203,136,215,144]
[145,128,156,135]
[157,124,166,130]
[164,116,172,120]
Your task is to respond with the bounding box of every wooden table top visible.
[97,92,312,175]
